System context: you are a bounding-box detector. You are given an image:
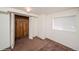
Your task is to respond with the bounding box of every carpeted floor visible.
[12,37,74,51]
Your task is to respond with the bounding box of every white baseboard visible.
[29,36,33,39]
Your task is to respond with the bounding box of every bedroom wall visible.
[29,17,38,39]
[29,8,79,50]
[0,12,10,50]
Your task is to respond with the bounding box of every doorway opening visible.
[15,15,29,41]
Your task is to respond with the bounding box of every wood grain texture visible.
[12,37,75,51]
[15,15,29,38]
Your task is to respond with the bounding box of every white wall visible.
[0,12,10,50]
[29,17,38,39]
[29,8,79,50]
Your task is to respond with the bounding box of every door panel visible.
[15,15,29,38]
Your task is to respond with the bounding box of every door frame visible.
[10,13,29,49]
[10,13,15,49]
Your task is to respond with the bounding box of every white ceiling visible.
[13,7,77,15]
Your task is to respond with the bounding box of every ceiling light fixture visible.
[25,7,32,12]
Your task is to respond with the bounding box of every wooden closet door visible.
[15,18,21,38]
[23,20,29,36]
[22,21,27,37]
[15,15,29,38]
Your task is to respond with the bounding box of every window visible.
[53,15,76,32]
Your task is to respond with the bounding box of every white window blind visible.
[53,15,76,32]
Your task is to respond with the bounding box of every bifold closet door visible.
[15,20,21,38]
